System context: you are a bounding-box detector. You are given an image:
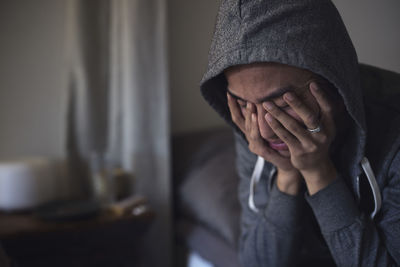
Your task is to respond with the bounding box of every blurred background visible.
[0,0,399,266]
[1,0,400,157]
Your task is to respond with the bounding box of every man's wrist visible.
[276,169,302,196]
[301,160,337,195]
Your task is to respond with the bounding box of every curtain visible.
[65,0,172,265]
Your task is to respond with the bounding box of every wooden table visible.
[0,196,154,267]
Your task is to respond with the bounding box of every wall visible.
[1,1,399,152]
[0,0,67,160]
[168,0,400,134]
[333,0,400,73]
[168,0,224,134]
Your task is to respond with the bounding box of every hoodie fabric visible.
[200,0,400,266]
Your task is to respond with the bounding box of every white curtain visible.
[65,0,172,265]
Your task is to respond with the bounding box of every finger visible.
[227,93,245,132]
[245,102,257,132]
[263,101,311,145]
[249,112,260,141]
[309,82,336,132]
[247,106,267,148]
[249,112,281,158]
[244,102,252,133]
[283,91,320,130]
[309,82,333,119]
[264,112,300,148]
[246,111,294,167]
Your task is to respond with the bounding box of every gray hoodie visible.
[200,0,400,266]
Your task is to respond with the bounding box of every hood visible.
[200,0,367,175]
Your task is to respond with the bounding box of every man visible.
[200,0,400,266]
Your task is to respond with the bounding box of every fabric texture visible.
[200,0,400,266]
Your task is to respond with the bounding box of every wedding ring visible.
[307,125,321,133]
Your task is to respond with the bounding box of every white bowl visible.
[0,158,57,211]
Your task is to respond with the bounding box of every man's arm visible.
[306,177,399,266]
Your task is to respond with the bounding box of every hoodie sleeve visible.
[306,153,400,266]
[235,134,306,267]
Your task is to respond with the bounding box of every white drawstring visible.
[360,157,382,219]
[248,156,265,213]
[248,156,382,219]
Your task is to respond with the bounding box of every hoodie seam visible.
[238,0,243,19]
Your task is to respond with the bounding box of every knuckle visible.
[307,144,318,153]
[268,118,278,128]
[292,149,303,158]
[319,133,328,143]
[249,130,257,140]
[293,99,303,108]
[280,133,291,142]
[273,109,282,118]
[288,121,300,132]
[306,114,317,125]
[245,124,250,133]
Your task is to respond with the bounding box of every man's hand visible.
[227,92,302,195]
[262,82,337,194]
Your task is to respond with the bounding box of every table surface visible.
[0,195,155,267]
[0,195,154,239]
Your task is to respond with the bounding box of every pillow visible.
[178,130,241,247]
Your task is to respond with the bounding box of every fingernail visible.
[284,92,294,101]
[265,113,273,122]
[310,82,319,91]
[247,102,251,109]
[263,102,274,110]
[251,113,256,122]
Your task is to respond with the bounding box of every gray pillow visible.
[179,135,241,247]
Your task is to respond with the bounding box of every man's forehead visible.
[227,80,312,104]
[224,62,315,103]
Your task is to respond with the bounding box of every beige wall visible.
[168,0,224,134]
[333,0,400,73]
[169,0,400,134]
[0,0,67,160]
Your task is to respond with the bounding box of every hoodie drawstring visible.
[248,156,382,219]
[360,157,382,219]
[248,156,265,213]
